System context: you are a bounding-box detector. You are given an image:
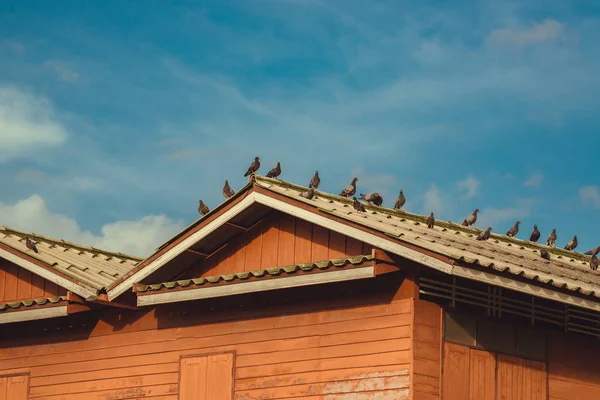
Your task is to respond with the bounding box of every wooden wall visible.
[186,211,373,279]
[0,259,66,303]
[412,299,442,400]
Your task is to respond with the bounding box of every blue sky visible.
[0,0,599,256]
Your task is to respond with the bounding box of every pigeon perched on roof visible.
[299,187,315,200]
[309,171,320,189]
[506,221,520,237]
[360,192,380,205]
[476,227,492,241]
[198,200,210,216]
[394,190,406,210]
[266,162,281,179]
[546,228,557,247]
[462,209,479,227]
[353,197,366,212]
[529,225,540,243]
[591,254,599,271]
[340,177,358,197]
[584,246,600,256]
[244,157,260,177]
[426,212,435,229]
[564,235,578,251]
[372,194,383,207]
[25,237,39,253]
[223,180,235,199]
[540,249,551,260]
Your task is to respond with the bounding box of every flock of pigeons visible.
[197,157,599,272]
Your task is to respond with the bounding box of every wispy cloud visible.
[42,60,80,82]
[524,172,543,188]
[457,175,481,199]
[478,199,534,229]
[16,169,47,184]
[0,39,23,54]
[579,186,600,209]
[162,149,209,161]
[487,19,565,48]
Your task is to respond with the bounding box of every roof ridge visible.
[0,226,143,261]
[253,175,593,264]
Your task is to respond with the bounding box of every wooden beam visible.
[374,262,400,275]
[225,222,246,230]
[0,306,68,324]
[185,249,208,257]
[94,293,139,310]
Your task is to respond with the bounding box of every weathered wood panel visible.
[413,299,442,400]
[0,374,29,400]
[0,259,66,303]
[180,353,234,400]
[442,342,470,400]
[185,211,372,278]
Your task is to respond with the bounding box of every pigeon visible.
[462,208,479,227]
[223,180,235,199]
[25,237,39,253]
[529,225,540,243]
[360,192,380,205]
[299,187,315,200]
[585,246,600,256]
[340,177,358,197]
[426,212,435,229]
[372,194,384,207]
[394,190,406,210]
[540,249,551,260]
[546,228,557,247]
[198,200,210,216]
[564,235,578,251]
[591,254,599,271]
[309,171,320,189]
[476,227,492,241]
[266,162,281,179]
[244,157,260,177]
[352,197,366,212]
[506,221,520,237]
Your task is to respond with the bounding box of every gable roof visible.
[0,226,142,300]
[107,175,600,312]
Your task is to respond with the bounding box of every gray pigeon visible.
[352,197,366,212]
[564,235,578,251]
[266,162,281,179]
[360,192,380,205]
[244,157,260,177]
[506,221,520,237]
[25,237,39,253]
[299,187,315,200]
[476,227,492,241]
[340,177,358,197]
[309,171,320,189]
[591,254,599,271]
[540,249,551,260]
[223,180,235,198]
[426,212,435,229]
[546,228,557,247]
[372,194,383,207]
[529,225,540,242]
[394,190,406,210]
[462,208,479,227]
[585,246,600,256]
[198,200,210,216]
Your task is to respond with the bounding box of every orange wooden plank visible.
[6,375,28,400]
[30,274,45,299]
[244,224,264,272]
[469,349,495,400]
[229,236,247,275]
[328,231,346,259]
[346,237,364,256]
[3,262,18,302]
[0,376,6,400]
[0,262,6,302]
[442,342,470,399]
[206,353,234,400]
[43,280,60,298]
[180,356,208,400]
[16,268,32,300]
[362,242,374,255]
[260,220,279,269]
[311,225,329,261]
[277,214,295,266]
[294,219,313,264]
[497,354,523,400]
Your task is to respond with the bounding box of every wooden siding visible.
[412,299,442,400]
[180,353,234,400]
[0,295,412,400]
[0,259,66,303]
[185,211,373,279]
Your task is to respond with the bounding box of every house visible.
[1,174,599,399]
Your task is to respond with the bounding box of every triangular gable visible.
[0,257,68,304]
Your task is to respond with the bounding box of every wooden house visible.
[1,175,599,399]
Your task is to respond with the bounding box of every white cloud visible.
[349,166,398,205]
[16,169,47,184]
[457,175,481,199]
[0,86,68,162]
[42,60,80,82]
[487,19,565,47]
[579,186,600,209]
[524,172,543,188]
[423,184,444,215]
[0,194,184,257]
[478,199,533,229]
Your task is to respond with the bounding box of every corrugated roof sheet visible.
[136,254,373,293]
[0,226,142,291]
[253,176,600,298]
[0,296,67,312]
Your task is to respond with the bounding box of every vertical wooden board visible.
[496,354,524,400]
[260,220,280,269]
[469,349,495,400]
[523,359,547,400]
[229,236,247,275]
[180,356,208,400]
[345,237,364,256]
[17,269,32,300]
[311,225,329,262]
[244,223,264,272]
[0,264,6,302]
[3,262,18,302]
[43,280,60,298]
[294,219,313,264]
[328,231,346,259]
[211,244,232,277]
[6,375,28,400]
[0,377,6,400]
[442,342,470,400]
[58,285,68,296]
[277,214,295,266]
[206,353,234,400]
[362,242,374,255]
[30,273,46,299]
